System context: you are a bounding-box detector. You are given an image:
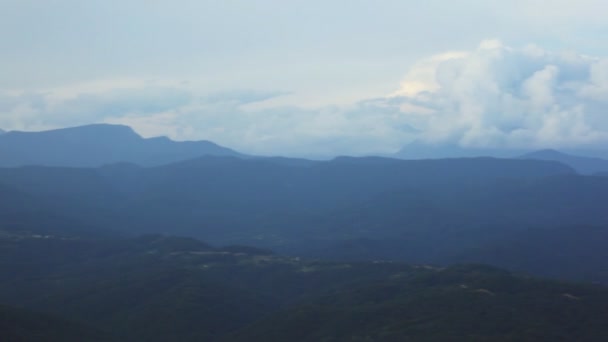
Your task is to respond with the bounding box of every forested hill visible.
[2,152,608,340]
[0,304,107,342]
[227,265,608,342]
[0,156,579,245]
[4,155,608,284]
[2,233,608,341]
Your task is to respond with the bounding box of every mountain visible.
[0,182,109,238]
[8,155,608,285]
[0,156,575,240]
[454,225,608,283]
[227,264,608,342]
[0,124,243,167]
[6,155,608,284]
[2,152,608,340]
[0,129,5,135]
[520,149,608,174]
[0,304,107,342]
[3,233,608,341]
[394,140,528,159]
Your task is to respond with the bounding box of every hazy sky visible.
[1,0,608,156]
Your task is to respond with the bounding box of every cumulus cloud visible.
[0,82,415,156]
[2,40,608,156]
[0,80,192,131]
[104,94,417,157]
[391,40,608,149]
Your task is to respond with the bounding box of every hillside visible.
[394,141,527,159]
[520,149,608,175]
[453,225,608,282]
[0,156,579,242]
[227,265,608,342]
[0,304,107,342]
[0,124,242,167]
[2,233,608,341]
[5,156,608,284]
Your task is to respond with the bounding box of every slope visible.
[520,149,608,174]
[0,124,243,167]
[227,265,608,342]
[4,233,608,341]
[0,304,108,342]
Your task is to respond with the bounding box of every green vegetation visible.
[0,304,107,342]
[2,145,608,340]
[228,265,608,341]
[2,233,608,341]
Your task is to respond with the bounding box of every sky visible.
[1,0,608,157]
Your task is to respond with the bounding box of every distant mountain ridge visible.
[0,155,587,271]
[0,124,243,167]
[394,141,608,175]
[519,149,608,175]
[394,141,528,159]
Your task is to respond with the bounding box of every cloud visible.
[391,40,608,149]
[0,82,415,156]
[0,80,192,131]
[2,40,608,156]
[105,94,417,157]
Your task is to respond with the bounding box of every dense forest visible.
[3,232,608,341]
[2,152,608,283]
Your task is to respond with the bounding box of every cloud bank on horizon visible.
[391,40,608,150]
[1,40,608,156]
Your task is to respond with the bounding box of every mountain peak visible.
[521,149,566,158]
[519,149,608,174]
[395,141,526,159]
[44,124,140,140]
[0,123,243,167]
[3,124,142,143]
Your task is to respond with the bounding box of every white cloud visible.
[0,83,415,156]
[0,81,192,131]
[105,95,418,157]
[2,40,608,156]
[391,40,608,149]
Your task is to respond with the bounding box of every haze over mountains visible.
[395,141,608,173]
[2,126,608,282]
[3,124,608,174]
[394,140,528,160]
[519,149,608,175]
[4,0,608,338]
[3,123,608,340]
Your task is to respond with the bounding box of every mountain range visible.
[395,140,608,174]
[3,124,608,174]
[0,124,242,167]
[394,140,527,159]
[3,123,608,340]
[519,149,608,175]
[3,151,608,283]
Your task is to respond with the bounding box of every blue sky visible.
[1,0,608,156]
